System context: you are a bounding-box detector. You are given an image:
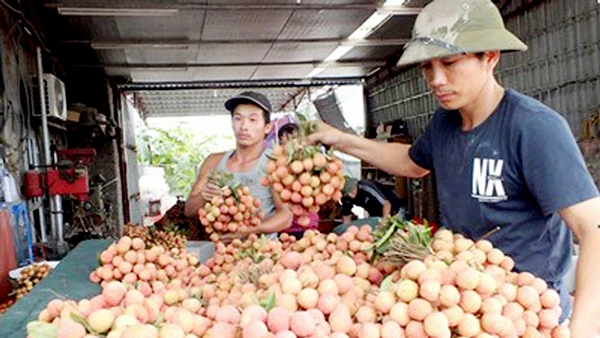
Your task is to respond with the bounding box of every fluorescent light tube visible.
[306,0,413,78]
[57,7,178,16]
[324,46,354,63]
[91,42,190,50]
[383,0,408,6]
[307,67,325,78]
[348,12,390,40]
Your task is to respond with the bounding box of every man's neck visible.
[459,80,505,131]
[232,143,264,163]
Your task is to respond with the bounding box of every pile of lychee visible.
[27,224,570,338]
[0,298,15,314]
[11,262,53,300]
[90,235,200,287]
[123,223,188,252]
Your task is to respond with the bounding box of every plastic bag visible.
[2,167,20,203]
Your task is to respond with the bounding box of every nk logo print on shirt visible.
[471,158,507,202]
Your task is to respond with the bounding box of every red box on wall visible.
[46,168,89,199]
[23,170,44,198]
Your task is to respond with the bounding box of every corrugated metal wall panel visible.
[366,0,600,139]
[498,0,600,135]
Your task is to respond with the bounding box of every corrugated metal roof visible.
[277,9,373,39]
[126,77,362,117]
[196,43,270,63]
[137,87,300,117]
[318,66,371,78]
[97,50,128,64]
[369,15,416,40]
[128,70,196,82]
[201,10,292,40]
[263,42,338,62]
[125,48,200,64]
[341,45,402,62]
[41,0,427,116]
[252,65,315,80]
[115,11,204,40]
[61,17,120,40]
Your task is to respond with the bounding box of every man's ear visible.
[484,50,501,71]
[264,122,273,135]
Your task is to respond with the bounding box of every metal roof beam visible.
[47,3,422,12]
[60,38,409,49]
[72,60,387,69]
[341,39,409,47]
[119,78,362,91]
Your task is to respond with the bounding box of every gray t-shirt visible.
[409,89,599,320]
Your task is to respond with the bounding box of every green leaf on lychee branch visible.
[26,321,59,338]
[260,291,277,312]
[70,313,100,336]
[380,275,395,293]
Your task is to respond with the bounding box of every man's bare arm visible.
[308,122,429,178]
[249,186,293,234]
[184,153,224,217]
[382,200,392,217]
[559,197,600,338]
[342,215,353,224]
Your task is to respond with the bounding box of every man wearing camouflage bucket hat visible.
[396,0,527,67]
[309,0,600,335]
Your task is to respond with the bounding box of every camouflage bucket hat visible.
[397,0,528,67]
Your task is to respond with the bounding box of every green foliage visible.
[137,125,232,197]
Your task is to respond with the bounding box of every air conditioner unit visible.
[33,74,67,121]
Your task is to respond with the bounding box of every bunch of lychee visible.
[90,235,199,287]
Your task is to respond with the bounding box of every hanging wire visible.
[0,0,53,56]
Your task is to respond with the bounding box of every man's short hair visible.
[278,123,299,141]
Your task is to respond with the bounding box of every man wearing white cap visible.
[309,0,600,335]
